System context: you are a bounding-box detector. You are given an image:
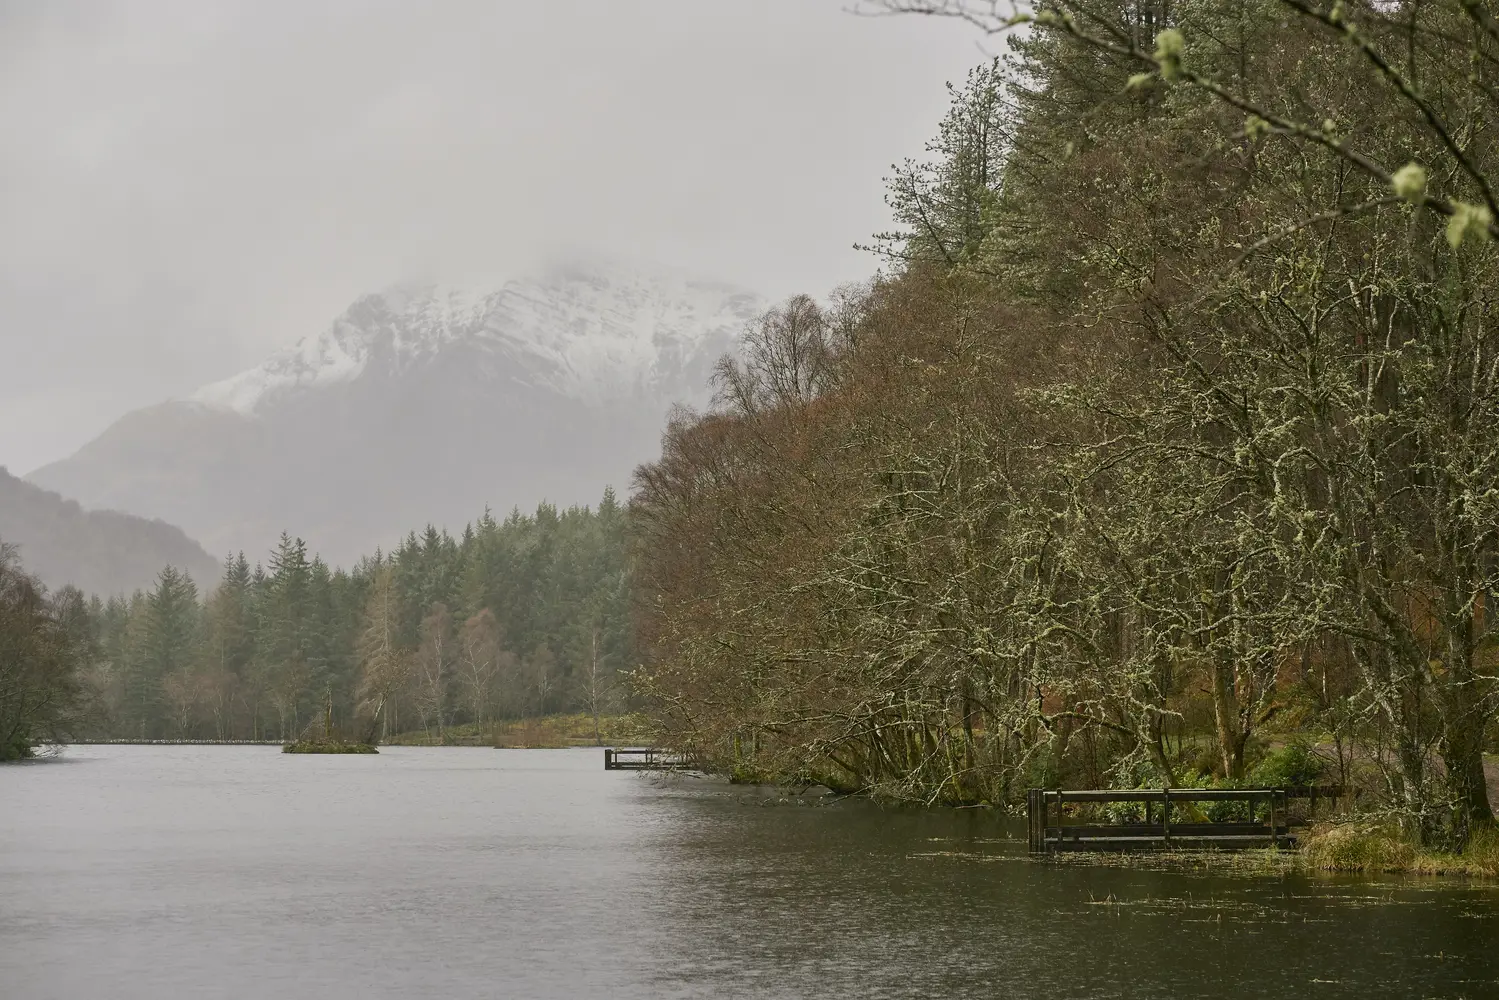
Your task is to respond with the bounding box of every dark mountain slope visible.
[0,467,220,595]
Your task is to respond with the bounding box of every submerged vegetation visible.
[630,0,1499,853]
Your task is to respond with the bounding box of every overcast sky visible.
[1,1,986,475]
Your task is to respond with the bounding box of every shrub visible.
[1460,825,1499,877]
[1408,823,1499,877]
[1251,738,1328,787]
[1300,823,1415,872]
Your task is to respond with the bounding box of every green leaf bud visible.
[1446,201,1494,249]
[1154,28,1185,82]
[1390,163,1426,204]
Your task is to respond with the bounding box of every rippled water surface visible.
[2,745,1497,999]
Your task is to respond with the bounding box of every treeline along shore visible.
[0,491,630,756]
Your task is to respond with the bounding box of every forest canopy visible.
[0,490,630,754]
[630,0,1499,848]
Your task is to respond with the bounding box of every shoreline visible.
[43,744,1499,879]
[65,739,286,746]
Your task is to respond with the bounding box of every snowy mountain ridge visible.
[32,258,764,566]
[192,262,763,415]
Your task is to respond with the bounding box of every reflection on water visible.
[2,746,1495,999]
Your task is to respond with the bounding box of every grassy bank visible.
[384,713,651,749]
[1049,824,1499,879]
[1299,823,1499,878]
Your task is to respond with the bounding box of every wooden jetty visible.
[603,747,690,770]
[1026,786,1347,853]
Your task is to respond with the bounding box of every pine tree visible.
[202,553,254,737]
[867,58,1009,270]
[142,567,200,738]
[260,534,312,738]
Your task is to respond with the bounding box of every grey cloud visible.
[0,0,983,474]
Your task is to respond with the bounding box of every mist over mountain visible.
[0,467,219,596]
[29,260,763,567]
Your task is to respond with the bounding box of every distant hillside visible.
[0,467,220,596]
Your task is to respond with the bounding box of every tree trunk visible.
[1147,712,1173,788]
[591,629,602,746]
[1439,683,1494,846]
[1210,657,1247,779]
[1440,613,1495,843]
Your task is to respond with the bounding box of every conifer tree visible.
[203,553,254,736]
[867,58,1009,269]
[141,567,199,739]
[260,534,312,737]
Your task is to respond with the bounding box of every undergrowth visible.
[1299,822,1499,877]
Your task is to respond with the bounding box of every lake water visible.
[2,746,1497,999]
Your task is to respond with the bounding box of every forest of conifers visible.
[5,1,1499,851]
[1,493,630,756]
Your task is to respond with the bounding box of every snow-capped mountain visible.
[191,265,759,415]
[29,260,763,567]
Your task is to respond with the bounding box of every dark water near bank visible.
[2,747,1496,999]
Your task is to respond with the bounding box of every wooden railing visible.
[603,747,691,770]
[1026,786,1350,853]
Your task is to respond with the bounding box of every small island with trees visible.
[281,692,378,754]
[282,740,377,754]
